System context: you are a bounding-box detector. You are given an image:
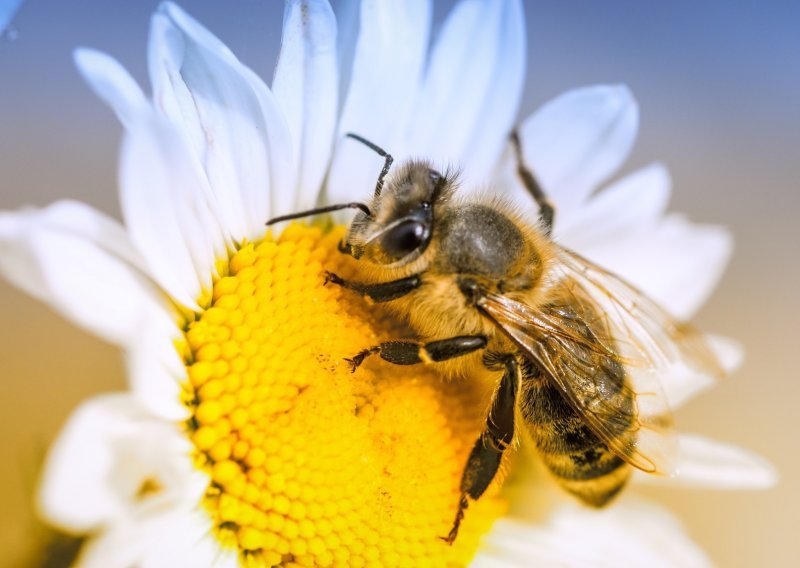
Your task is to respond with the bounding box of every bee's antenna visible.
[266,202,371,226]
[346,132,394,198]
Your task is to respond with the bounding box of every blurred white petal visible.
[334,0,359,109]
[38,394,200,533]
[578,214,733,319]
[515,85,639,214]
[708,334,744,373]
[119,111,221,310]
[326,0,432,204]
[558,163,671,247]
[637,434,778,490]
[126,314,190,421]
[77,508,235,568]
[150,2,296,233]
[662,335,743,409]
[74,48,149,128]
[273,0,339,211]
[405,0,525,187]
[475,499,711,568]
[0,200,171,347]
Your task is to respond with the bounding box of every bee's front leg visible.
[345,336,487,373]
[323,271,421,303]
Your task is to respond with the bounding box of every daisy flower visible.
[0,1,776,566]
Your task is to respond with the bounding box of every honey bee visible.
[267,132,725,544]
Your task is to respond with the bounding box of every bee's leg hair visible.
[442,353,520,545]
[510,129,555,236]
[323,271,421,303]
[344,336,487,373]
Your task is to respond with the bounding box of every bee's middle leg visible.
[511,129,555,236]
[442,353,520,545]
[345,336,487,372]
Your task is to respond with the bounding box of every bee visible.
[267,132,725,544]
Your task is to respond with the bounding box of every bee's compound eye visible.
[382,219,427,259]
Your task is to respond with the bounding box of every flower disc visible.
[182,223,506,567]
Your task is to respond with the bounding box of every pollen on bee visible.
[180,223,506,566]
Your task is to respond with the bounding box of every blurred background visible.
[1,1,797,566]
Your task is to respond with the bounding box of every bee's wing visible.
[555,248,725,378]
[477,248,723,475]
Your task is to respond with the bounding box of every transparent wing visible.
[477,247,724,475]
[555,248,725,378]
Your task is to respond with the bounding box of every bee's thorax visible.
[430,203,547,303]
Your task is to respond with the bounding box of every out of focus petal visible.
[405,0,525,188]
[74,48,149,128]
[637,434,778,490]
[119,111,222,309]
[515,85,639,213]
[150,2,296,233]
[38,394,199,533]
[125,314,190,421]
[77,508,236,568]
[557,163,671,247]
[0,200,171,347]
[577,215,732,319]
[662,335,743,409]
[326,0,432,204]
[273,0,339,210]
[474,499,711,568]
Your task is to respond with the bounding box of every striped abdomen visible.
[518,358,634,506]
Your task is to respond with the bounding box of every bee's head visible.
[343,161,453,267]
[265,134,454,267]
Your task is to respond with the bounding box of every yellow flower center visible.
[181,223,506,567]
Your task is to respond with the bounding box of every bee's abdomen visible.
[520,366,632,507]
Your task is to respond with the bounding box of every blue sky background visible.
[1,1,798,565]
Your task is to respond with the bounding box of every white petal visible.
[516,85,638,211]
[0,200,173,347]
[326,0,432,204]
[558,163,671,248]
[139,509,235,568]
[38,394,198,533]
[39,395,135,532]
[76,522,146,568]
[334,0,359,107]
[636,434,778,490]
[273,0,339,211]
[708,333,743,374]
[457,0,525,188]
[120,110,224,310]
[662,334,743,409]
[577,215,732,320]
[405,0,525,187]
[150,2,296,234]
[78,508,235,568]
[126,313,190,421]
[475,499,711,568]
[74,48,149,128]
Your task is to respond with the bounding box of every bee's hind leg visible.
[442,353,520,545]
[510,129,555,236]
